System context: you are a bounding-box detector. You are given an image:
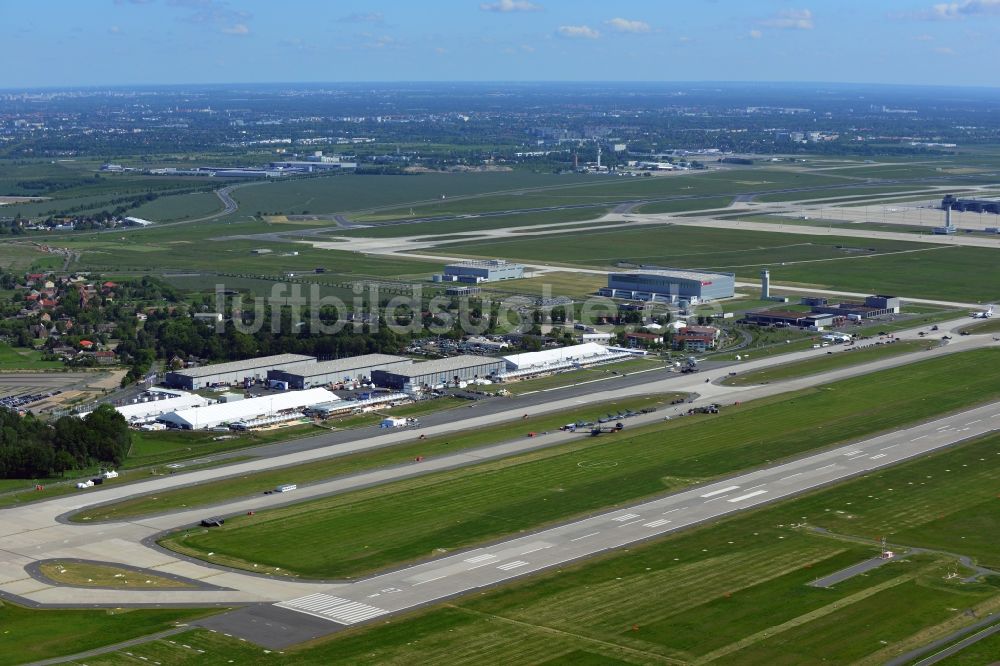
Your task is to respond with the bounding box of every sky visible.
[3,0,1000,88]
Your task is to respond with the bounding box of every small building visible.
[810,295,901,320]
[371,355,507,391]
[600,268,735,304]
[436,259,524,284]
[445,285,481,296]
[674,325,721,353]
[193,312,224,325]
[744,310,839,330]
[624,332,664,348]
[266,354,413,389]
[164,354,316,390]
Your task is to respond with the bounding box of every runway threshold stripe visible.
[643,519,671,528]
[700,485,740,498]
[611,513,640,522]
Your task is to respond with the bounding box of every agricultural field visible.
[72,434,1000,666]
[720,339,938,386]
[160,349,1000,579]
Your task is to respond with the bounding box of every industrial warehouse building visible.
[810,295,901,320]
[157,388,337,430]
[164,354,316,390]
[500,343,633,380]
[372,355,507,390]
[435,259,525,284]
[266,354,413,389]
[599,268,735,304]
[744,310,838,329]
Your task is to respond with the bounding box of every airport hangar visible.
[599,268,736,304]
[164,353,316,390]
[371,355,507,390]
[266,354,413,389]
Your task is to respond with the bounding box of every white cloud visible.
[338,12,385,24]
[108,25,123,34]
[758,8,814,30]
[480,0,542,12]
[605,17,651,33]
[932,0,1000,18]
[221,23,249,35]
[749,29,763,39]
[934,45,957,54]
[913,33,935,40]
[557,25,600,39]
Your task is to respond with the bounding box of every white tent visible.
[158,388,338,430]
[503,343,614,371]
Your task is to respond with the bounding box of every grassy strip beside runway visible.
[0,603,216,666]
[87,435,1000,665]
[74,395,677,523]
[720,339,938,386]
[160,349,1000,579]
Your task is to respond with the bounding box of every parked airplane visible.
[970,305,994,319]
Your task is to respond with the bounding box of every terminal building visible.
[599,268,735,304]
[434,259,525,284]
[266,354,413,389]
[164,354,316,390]
[744,310,839,329]
[372,355,507,391]
[941,194,1000,214]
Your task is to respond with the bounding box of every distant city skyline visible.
[3,0,1000,89]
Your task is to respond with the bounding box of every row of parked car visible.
[2,389,61,410]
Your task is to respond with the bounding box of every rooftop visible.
[277,354,411,377]
[382,355,505,377]
[168,354,316,378]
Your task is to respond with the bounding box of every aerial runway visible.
[0,319,996,648]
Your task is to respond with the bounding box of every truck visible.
[275,483,297,493]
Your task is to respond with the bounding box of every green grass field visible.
[960,318,1000,335]
[0,602,216,666]
[0,344,64,371]
[76,435,1000,666]
[720,339,938,386]
[74,394,676,523]
[160,349,1000,580]
[433,225,1000,302]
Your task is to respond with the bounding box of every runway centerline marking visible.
[728,490,768,503]
[700,485,740,498]
[570,532,600,542]
[661,507,685,515]
[880,444,899,450]
[815,464,836,472]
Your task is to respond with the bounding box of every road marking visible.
[843,450,862,457]
[911,435,927,441]
[611,513,640,522]
[728,490,768,503]
[661,507,685,515]
[643,519,672,528]
[570,532,600,542]
[870,453,887,460]
[780,472,803,481]
[992,414,1000,418]
[617,519,645,527]
[463,554,496,564]
[966,419,982,425]
[497,560,529,571]
[880,444,899,450]
[700,485,740,498]
[847,454,867,460]
[814,464,836,472]
[937,425,952,430]
[413,575,447,586]
[520,545,550,555]
[276,594,388,625]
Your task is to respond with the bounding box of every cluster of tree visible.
[0,404,131,479]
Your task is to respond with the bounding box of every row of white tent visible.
[499,343,635,379]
